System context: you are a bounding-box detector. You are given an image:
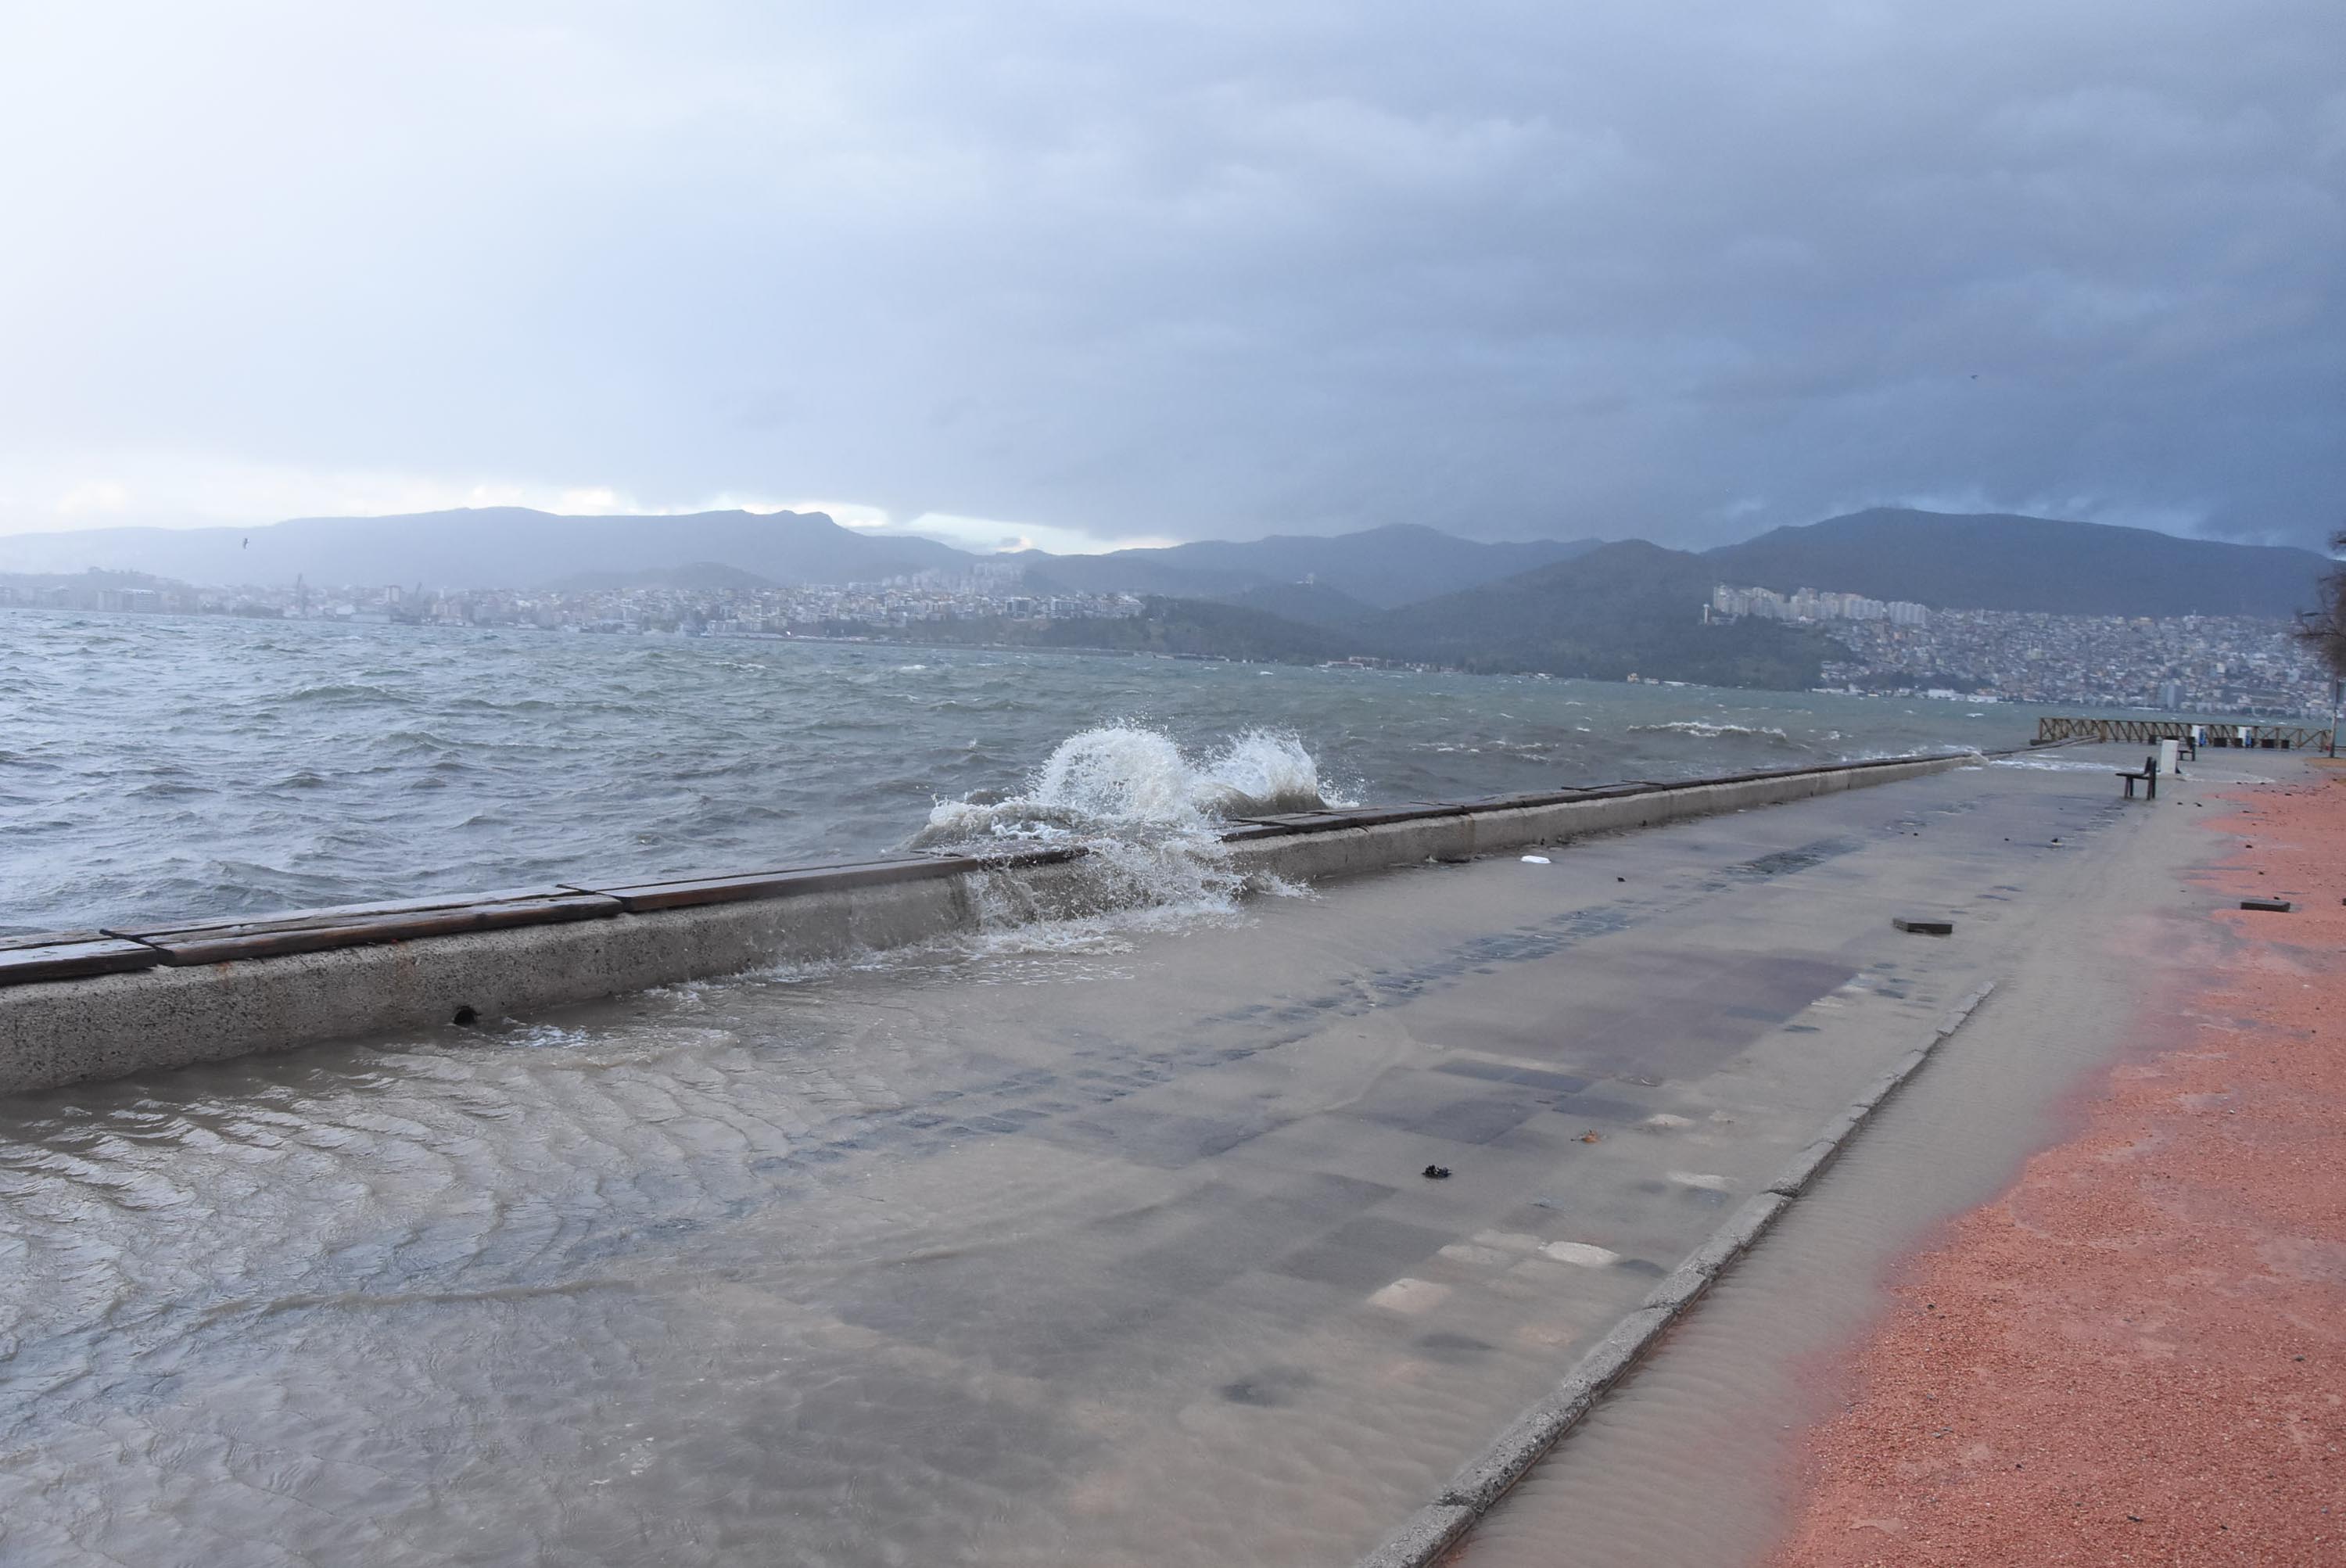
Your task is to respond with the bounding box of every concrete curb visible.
[1351,980,1999,1568]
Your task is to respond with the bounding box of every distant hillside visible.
[1213,579,1376,629]
[0,566,189,594]
[9,501,2319,666]
[866,597,1353,662]
[0,508,970,590]
[1013,554,1244,601]
[1019,523,1604,608]
[543,561,783,594]
[0,511,1602,605]
[1374,540,1836,687]
[1706,508,2332,618]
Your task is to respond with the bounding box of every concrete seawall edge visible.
[1,753,1971,1094]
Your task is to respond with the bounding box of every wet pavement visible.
[0,759,2158,1566]
[1440,745,2318,1568]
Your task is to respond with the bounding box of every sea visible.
[2,608,2090,937]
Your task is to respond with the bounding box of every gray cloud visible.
[1,0,2339,547]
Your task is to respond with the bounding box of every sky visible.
[1,1,2340,554]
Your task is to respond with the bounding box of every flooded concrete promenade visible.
[0,755,2203,1566]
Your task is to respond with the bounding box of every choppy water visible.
[0,608,2073,935]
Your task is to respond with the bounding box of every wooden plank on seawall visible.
[106,889,622,965]
[0,931,163,987]
[565,857,972,913]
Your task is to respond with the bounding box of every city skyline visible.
[12,560,2330,717]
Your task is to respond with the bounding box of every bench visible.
[2117,755,2159,799]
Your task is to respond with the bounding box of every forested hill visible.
[1705,508,2331,618]
[1015,523,1604,607]
[855,597,1353,662]
[0,508,969,589]
[5,504,2326,623]
[9,503,2333,693]
[882,541,1828,687]
[0,510,1605,605]
[1369,541,1834,688]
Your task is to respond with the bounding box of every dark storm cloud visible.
[1,0,2339,546]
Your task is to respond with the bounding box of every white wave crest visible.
[1626,719,1799,744]
[914,724,1339,848]
[1987,754,2253,778]
[1987,757,2118,772]
[909,725,1339,946]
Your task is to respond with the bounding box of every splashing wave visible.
[913,724,1338,848]
[910,725,1341,946]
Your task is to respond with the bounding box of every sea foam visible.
[912,724,1340,949]
[1625,719,1800,744]
[913,724,1337,847]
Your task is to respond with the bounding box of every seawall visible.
[1,752,1971,1094]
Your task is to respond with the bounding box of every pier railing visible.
[2032,716,2331,750]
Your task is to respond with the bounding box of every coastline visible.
[2,752,1970,1093]
[1765,766,2346,1565]
[0,740,2149,1566]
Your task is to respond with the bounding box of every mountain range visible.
[4,505,2334,688]
[0,508,1608,610]
[1704,508,2332,619]
[0,508,971,590]
[1013,525,1605,608]
[1374,540,1843,687]
[7,505,2328,619]
[912,544,1842,690]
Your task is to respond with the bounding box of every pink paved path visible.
[1769,770,2346,1566]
